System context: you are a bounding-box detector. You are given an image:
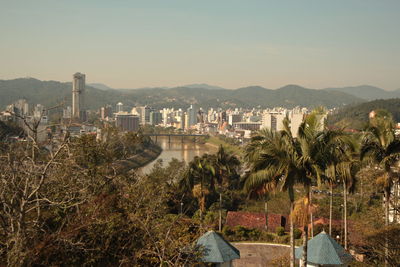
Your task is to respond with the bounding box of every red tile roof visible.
[225,211,289,231]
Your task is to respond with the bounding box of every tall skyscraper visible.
[72,72,86,120]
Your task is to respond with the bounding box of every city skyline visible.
[1,0,399,90]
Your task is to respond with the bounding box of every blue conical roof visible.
[295,231,353,265]
[196,231,240,263]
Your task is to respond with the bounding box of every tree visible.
[214,145,240,231]
[321,129,357,237]
[244,119,315,267]
[363,225,400,266]
[0,136,72,266]
[181,154,216,223]
[1,131,203,266]
[336,160,359,249]
[361,110,400,265]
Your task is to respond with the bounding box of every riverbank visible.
[114,144,162,173]
[205,136,243,157]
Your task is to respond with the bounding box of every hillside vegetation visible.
[325,85,400,101]
[327,98,400,129]
[0,78,363,110]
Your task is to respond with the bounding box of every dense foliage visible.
[0,121,24,141]
[0,133,200,266]
[3,108,400,266]
[328,98,400,130]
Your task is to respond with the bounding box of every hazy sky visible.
[1,0,399,90]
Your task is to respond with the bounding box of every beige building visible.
[262,112,286,132]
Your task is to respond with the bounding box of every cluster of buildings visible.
[0,99,50,142]
[101,104,202,132]
[0,72,327,144]
[99,102,322,140]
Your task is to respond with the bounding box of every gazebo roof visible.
[196,231,240,263]
[295,231,353,265]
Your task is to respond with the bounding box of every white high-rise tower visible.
[72,72,86,120]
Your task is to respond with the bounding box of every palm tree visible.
[336,160,359,250]
[296,111,326,238]
[320,129,357,237]
[244,120,315,267]
[181,154,216,222]
[214,145,240,231]
[361,110,400,265]
[361,111,400,226]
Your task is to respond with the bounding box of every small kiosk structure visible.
[196,231,240,267]
[295,231,353,267]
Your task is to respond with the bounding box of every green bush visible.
[275,234,290,244]
[276,226,285,236]
[294,228,302,239]
[222,226,262,241]
[223,225,294,243]
[260,232,275,242]
[222,226,235,237]
[247,228,262,240]
[234,226,249,240]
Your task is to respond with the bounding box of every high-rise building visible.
[187,105,197,127]
[101,105,113,120]
[262,111,286,132]
[228,114,243,125]
[197,109,205,124]
[137,106,151,125]
[181,113,187,130]
[14,99,29,116]
[72,72,86,120]
[116,102,124,113]
[116,113,140,132]
[162,108,173,126]
[63,106,72,119]
[149,111,162,126]
[218,111,227,125]
[33,104,45,119]
[289,111,305,137]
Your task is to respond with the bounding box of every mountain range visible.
[0,77,398,110]
[324,85,400,101]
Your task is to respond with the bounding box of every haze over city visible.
[3,1,400,266]
[1,0,399,90]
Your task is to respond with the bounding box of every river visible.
[141,136,218,173]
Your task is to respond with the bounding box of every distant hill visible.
[120,84,363,109]
[0,78,122,110]
[181,83,227,90]
[88,83,114,91]
[324,85,400,100]
[327,98,400,130]
[0,78,364,110]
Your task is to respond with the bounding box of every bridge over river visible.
[143,133,209,143]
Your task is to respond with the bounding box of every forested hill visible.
[327,98,400,130]
[324,85,400,101]
[0,78,364,110]
[0,78,120,110]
